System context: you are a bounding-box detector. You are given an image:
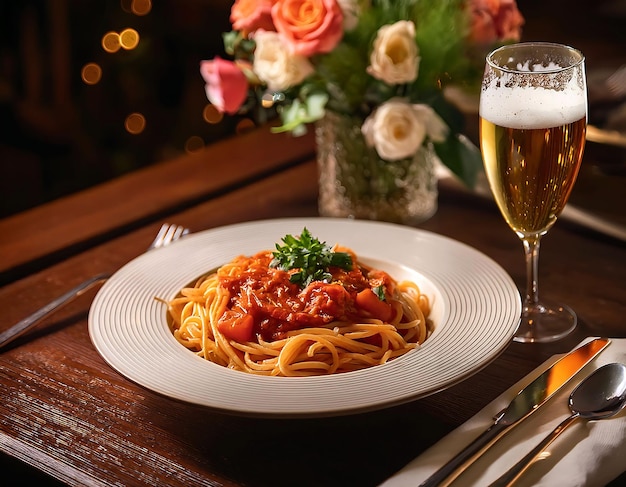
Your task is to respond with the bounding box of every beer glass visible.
[479,42,587,342]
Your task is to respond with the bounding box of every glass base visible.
[513,301,577,343]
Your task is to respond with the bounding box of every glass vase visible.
[315,111,438,225]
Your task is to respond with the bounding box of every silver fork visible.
[0,223,190,350]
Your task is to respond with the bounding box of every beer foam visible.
[480,84,586,129]
[513,60,563,72]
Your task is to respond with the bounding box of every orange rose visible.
[230,0,276,34]
[271,0,344,56]
[468,0,524,45]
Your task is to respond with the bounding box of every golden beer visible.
[479,116,586,236]
[479,42,587,342]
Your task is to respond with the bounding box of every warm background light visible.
[119,28,139,50]
[101,31,121,53]
[131,0,152,16]
[261,93,275,108]
[203,104,223,124]
[235,119,255,134]
[125,113,146,134]
[184,136,205,153]
[81,63,102,85]
[120,0,152,15]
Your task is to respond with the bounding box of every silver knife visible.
[418,337,611,487]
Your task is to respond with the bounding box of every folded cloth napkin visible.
[380,337,626,487]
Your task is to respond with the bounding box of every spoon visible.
[490,362,626,487]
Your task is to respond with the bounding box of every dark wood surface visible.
[0,128,316,285]
[1,119,625,486]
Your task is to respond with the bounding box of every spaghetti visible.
[167,235,432,377]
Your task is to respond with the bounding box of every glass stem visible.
[522,235,541,309]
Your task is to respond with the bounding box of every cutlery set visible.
[489,361,626,486]
[419,337,626,486]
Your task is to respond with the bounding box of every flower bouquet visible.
[200,0,524,223]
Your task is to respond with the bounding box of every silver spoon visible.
[490,362,626,487]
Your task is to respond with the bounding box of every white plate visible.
[89,218,521,417]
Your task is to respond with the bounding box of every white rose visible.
[253,30,314,92]
[367,20,419,85]
[361,99,448,160]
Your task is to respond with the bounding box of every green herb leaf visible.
[270,228,353,287]
[373,285,386,301]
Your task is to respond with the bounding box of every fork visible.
[0,223,190,350]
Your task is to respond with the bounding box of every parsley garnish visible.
[373,285,386,301]
[270,228,353,287]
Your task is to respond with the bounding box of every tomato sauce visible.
[217,251,397,342]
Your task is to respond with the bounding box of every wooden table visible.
[1,123,625,487]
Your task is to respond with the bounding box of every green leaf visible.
[270,228,353,288]
[433,134,484,188]
[373,285,386,301]
[271,93,329,135]
[222,31,255,60]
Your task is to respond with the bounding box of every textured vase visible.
[315,111,438,225]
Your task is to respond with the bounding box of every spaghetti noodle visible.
[167,235,432,377]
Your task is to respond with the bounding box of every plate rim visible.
[88,217,521,417]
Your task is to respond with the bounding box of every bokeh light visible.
[203,104,223,124]
[235,119,255,134]
[261,93,275,108]
[120,28,140,50]
[81,63,102,85]
[120,0,152,15]
[102,31,121,53]
[131,0,152,16]
[184,136,205,153]
[125,113,146,134]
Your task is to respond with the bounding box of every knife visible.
[418,337,611,487]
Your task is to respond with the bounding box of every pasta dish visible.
[166,229,432,376]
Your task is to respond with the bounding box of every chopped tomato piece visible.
[217,313,254,342]
[355,288,393,322]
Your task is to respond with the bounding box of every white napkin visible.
[380,337,626,487]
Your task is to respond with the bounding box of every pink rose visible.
[199,57,248,115]
[467,0,524,45]
[230,0,276,34]
[271,0,344,56]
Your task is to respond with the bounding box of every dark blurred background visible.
[0,0,239,217]
[1,0,624,218]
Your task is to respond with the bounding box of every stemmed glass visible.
[479,42,588,343]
